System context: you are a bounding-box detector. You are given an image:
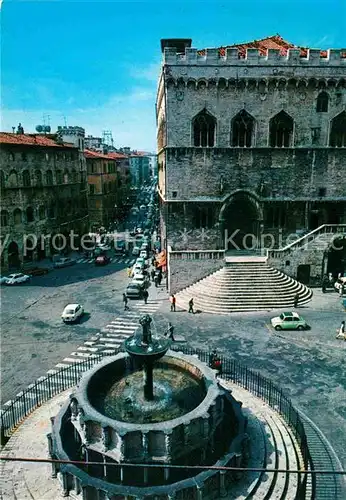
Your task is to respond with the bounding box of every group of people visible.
[170,294,194,314]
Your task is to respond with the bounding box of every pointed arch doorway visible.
[219,191,263,251]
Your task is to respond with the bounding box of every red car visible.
[95,255,110,266]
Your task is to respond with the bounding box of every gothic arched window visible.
[22,170,31,187]
[193,109,216,147]
[26,206,34,223]
[35,169,42,186]
[231,110,255,147]
[316,92,329,113]
[269,111,294,148]
[13,208,22,225]
[46,170,53,185]
[329,111,346,147]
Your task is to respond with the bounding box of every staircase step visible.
[175,261,312,313]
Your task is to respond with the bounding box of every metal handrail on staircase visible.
[267,224,346,259]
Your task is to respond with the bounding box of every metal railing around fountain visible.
[0,348,314,496]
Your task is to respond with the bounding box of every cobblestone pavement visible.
[0,381,301,500]
[2,266,345,472]
[155,289,346,470]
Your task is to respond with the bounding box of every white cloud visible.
[127,62,161,83]
[1,87,157,151]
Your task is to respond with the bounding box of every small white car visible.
[5,273,30,285]
[140,250,148,259]
[62,303,84,323]
[334,277,346,292]
[97,243,111,251]
[132,264,144,277]
[132,274,149,289]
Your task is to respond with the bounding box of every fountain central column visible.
[125,314,170,402]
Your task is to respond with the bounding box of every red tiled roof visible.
[84,149,112,160]
[0,132,76,148]
[198,34,334,58]
[107,152,128,159]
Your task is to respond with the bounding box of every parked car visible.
[5,273,30,285]
[139,250,148,259]
[270,312,309,331]
[126,283,143,299]
[135,257,147,268]
[131,264,144,277]
[61,303,84,323]
[136,227,143,234]
[131,273,149,290]
[132,246,140,257]
[25,267,49,276]
[95,255,110,266]
[53,257,77,268]
[0,275,9,285]
[334,277,346,292]
[97,243,111,251]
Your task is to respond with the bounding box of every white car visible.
[62,303,84,323]
[140,250,148,259]
[132,264,144,277]
[132,273,149,289]
[97,243,111,251]
[334,277,346,292]
[5,273,30,285]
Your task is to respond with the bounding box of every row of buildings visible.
[156,35,346,288]
[0,125,156,271]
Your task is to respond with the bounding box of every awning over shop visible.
[155,249,166,270]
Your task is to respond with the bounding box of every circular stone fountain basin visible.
[95,365,205,423]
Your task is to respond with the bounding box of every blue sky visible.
[1,0,345,151]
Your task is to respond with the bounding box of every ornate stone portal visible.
[49,315,247,499]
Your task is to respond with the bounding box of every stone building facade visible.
[85,150,132,230]
[156,35,346,287]
[0,129,89,271]
[129,152,151,187]
[85,149,119,230]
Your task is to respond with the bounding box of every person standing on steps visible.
[143,289,149,304]
[170,294,176,312]
[188,298,194,314]
[123,293,129,311]
[294,293,299,308]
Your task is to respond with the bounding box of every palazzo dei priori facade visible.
[156,35,346,289]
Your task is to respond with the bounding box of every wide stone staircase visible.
[175,257,313,313]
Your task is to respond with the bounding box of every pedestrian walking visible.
[166,322,175,341]
[209,349,217,368]
[170,294,176,312]
[143,289,149,304]
[340,284,345,296]
[294,293,299,308]
[154,276,158,288]
[151,269,155,282]
[127,267,132,278]
[336,320,346,340]
[158,272,162,286]
[188,298,194,314]
[322,275,328,293]
[123,293,129,311]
